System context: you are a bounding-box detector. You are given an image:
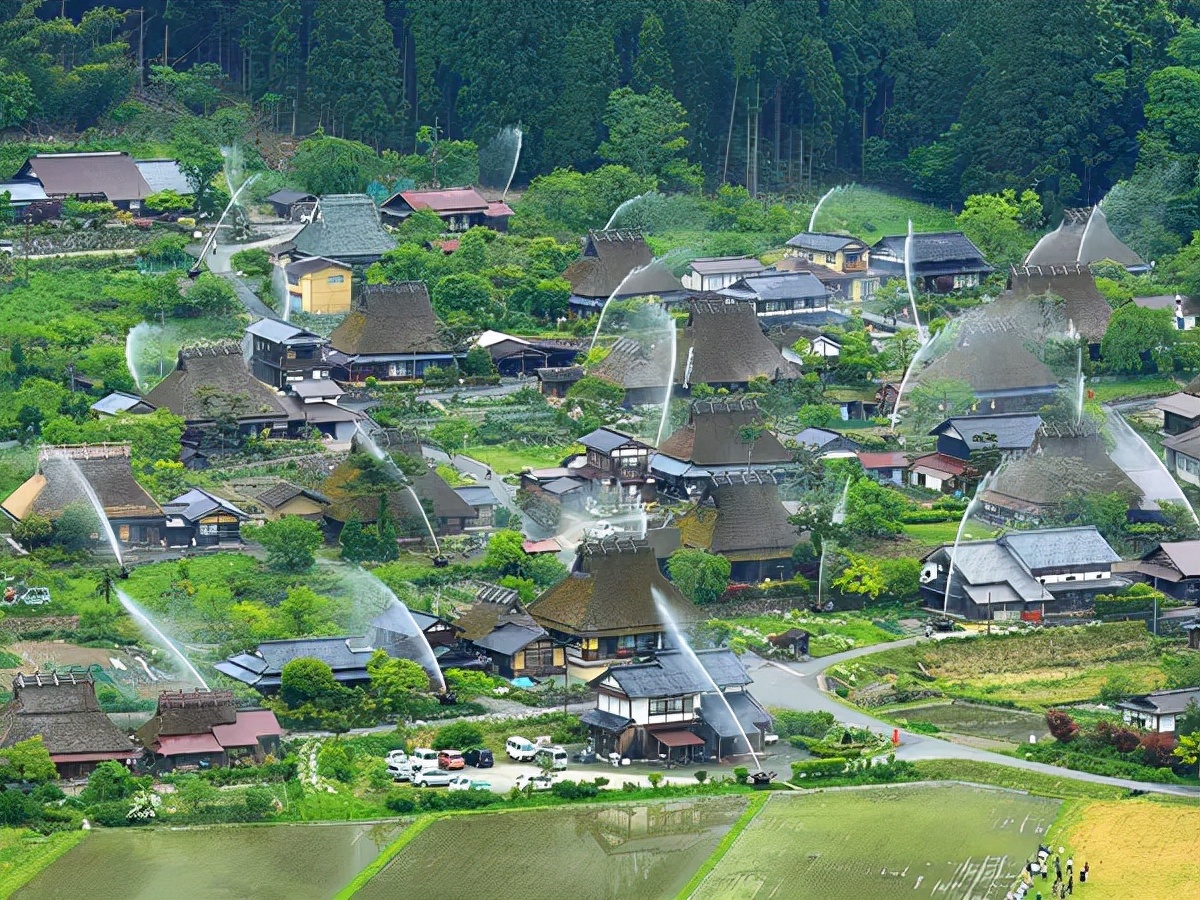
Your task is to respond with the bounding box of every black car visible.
[464,747,494,768]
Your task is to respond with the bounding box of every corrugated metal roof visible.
[785,232,867,253]
[135,159,192,195]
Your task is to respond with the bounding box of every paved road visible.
[743,641,1200,798]
[218,271,278,320]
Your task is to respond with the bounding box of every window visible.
[763,300,789,313]
[648,696,691,716]
[524,645,555,668]
[824,252,837,264]
[327,275,345,284]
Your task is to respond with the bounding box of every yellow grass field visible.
[1056,799,1200,899]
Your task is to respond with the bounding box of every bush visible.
[694,770,708,784]
[230,248,273,278]
[1046,709,1080,743]
[432,722,485,750]
[384,791,417,814]
[772,710,835,739]
[87,800,140,827]
[647,772,663,788]
[316,742,355,782]
[550,779,600,800]
[790,757,849,779]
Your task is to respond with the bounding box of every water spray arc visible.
[502,126,523,200]
[190,173,259,276]
[807,184,844,233]
[352,423,442,555]
[941,472,995,615]
[817,479,851,612]
[655,325,678,447]
[589,264,650,353]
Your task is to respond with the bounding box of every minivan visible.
[505,736,537,762]
[410,748,440,770]
[464,747,494,768]
[533,745,568,771]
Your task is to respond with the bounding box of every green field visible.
[1086,376,1180,403]
[724,612,904,657]
[14,822,402,900]
[810,185,959,242]
[0,829,87,900]
[689,785,1061,900]
[464,443,578,473]
[355,798,746,900]
[901,520,997,549]
[891,700,1050,744]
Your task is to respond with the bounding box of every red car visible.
[437,750,466,770]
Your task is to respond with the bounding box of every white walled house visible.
[1118,688,1200,733]
[681,256,766,292]
[1163,427,1200,487]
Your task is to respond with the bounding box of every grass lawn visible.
[1087,376,1180,403]
[0,828,87,900]
[0,446,36,500]
[829,622,1167,710]
[689,785,1061,899]
[901,519,997,548]
[1053,798,1200,900]
[724,612,904,657]
[463,443,578,473]
[810,185,958,242]
[908,760,1130,800]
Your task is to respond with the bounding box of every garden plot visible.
[691,785,1061,900]
[898,701,1050,745]
[356,798,745,900]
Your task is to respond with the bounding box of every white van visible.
[409,748,440,770]
[505,736,537,762]
[533,745,568,771]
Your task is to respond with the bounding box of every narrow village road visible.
[741,642,1200,799]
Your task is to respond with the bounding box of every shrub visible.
[694,770,708,784]
[432,722,485,750]
[551,779,600,800]
[230,248,273,278]
[732,766,749,782]
[790,757,848,779]
[1139,732,1178,769]
[316,742,355,782]
[772,710,835,739]
[1046,709,1080,743]
[87,800,140,827]
[243,786,275,820]
[384,791,417,814]
[647,773,663,788]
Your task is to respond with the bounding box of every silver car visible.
[412,767,454,788]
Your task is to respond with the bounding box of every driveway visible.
[743,642,1200,798]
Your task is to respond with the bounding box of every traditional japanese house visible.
[135,690,281,773]
[588,336,675,406]
[1,672,137,778]
[929,414,1043,462]
[529,537,698,666]
[455,584,565,680]
[681,256,766,292]
[1025,206,1146,272]
[574,427,655,504]
[677,474,799,582]
[90,391,155,417]
[326,283,458,382]
[161,488,248,547]
[564,230,685,313]
[474,330,580,376]
[2,443,164,549]
[378,187,513,231]
[674,298,802,391]
[255,482,330,521]
[1117,688,1200,733]
[536,365,584,398]
[870,231,993,292]
[272,194,395,265]
[264,190,316,220]
[15,151,152,210]
[244,319,331,391]
[1124,540,1200,601]
[1008,265,1112,353]
[718,272,842,325]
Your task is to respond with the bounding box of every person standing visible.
[1066,874,1073,895]
[1054,857,1062,880]
[1080,862,1088,883]
[1066,857,1073,875]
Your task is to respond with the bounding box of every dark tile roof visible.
[162,488,247,523]
[678,298,801,385]
[932,414,1043,451]
[872,231,989,266]
[144,343,289,424]
[472,622,547,656]
[284,256,351,282]
[1000,526,1120,572]
[256,482,329,510]
[706,482,798,557]
[2,444,162,522]
[578,427,646,454]
[564,231,682,299]
[266,190,316,205]
[688,256,766,276]
[454,485,498,508]
[19,151,151,202]
[245,318,322,345]
[580,708,634,732]
[699,690,771,738]
[529,539,697,637]
[536,365,584,383]
[91,391,155,416]
[1009,267,1112,342]
[1155,540,1200,579]
[793,427,850,449]
[720,272,828,302]
[596,649,750,699]
[1163,427,1200,458]
[327,282,452,357]
[2,674,135,756]
[785,232,868,253]
[289,194,395,260]
[658,399,791,467]
[1115,687,1200,717]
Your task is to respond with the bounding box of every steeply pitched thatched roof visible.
[920,329,1058,394]
[144,343,289,424]
[1025,206,1143,268]
[289,194,395,260]
[564,231,682,299]
[658,399,791,467]
[677,298,801,385]
[324,470,475,526]
[1009,266,1112,342]
[706,479,798,558]
[529,539,697,637]
[2,444,162,522]
[589,337,673,391]
[1,673,135,756]
[328,282,452,357]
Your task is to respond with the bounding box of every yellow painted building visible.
[284,256,352,315]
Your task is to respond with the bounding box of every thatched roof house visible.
[565,231,684,311]
[145,342,289,430]
[1025,206,1144,271]
[326,282,457,381]
[678,474,799,582]
[676,298,801,388]
[1009,264,1112,344]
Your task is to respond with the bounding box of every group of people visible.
[1007,845,1090,900]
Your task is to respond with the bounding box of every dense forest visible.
[4,1,1200,247]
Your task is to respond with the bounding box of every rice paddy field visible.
[354,798,747,900]
[689,785,1061,900]
[1056,799,1200,900]
[13,822,402,900]
[895,701,1050,745]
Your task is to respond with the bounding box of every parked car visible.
[464,747,494,768]
[448,776,492,792]
[409,748,440,771]
[390,763,415,782]
[386,749,408,766]
[514,773,555,792]
[437,750,466,770]
[506,736,537,762]
[533,746,568,771]
[412,768,454,788]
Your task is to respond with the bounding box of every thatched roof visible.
[144,343,289,425]
[677,298,801,385]
[529,539,697,637]
[658,399,791,467]
[590,337,673,391]
[288,194,395,261]
[564,231,682,299]
[328,282,452,357]
[1009,265,1112,342]
[1025,206,1143,269]
[920,329,1058,395]
[2,444,162,522]
[1,673,135,757]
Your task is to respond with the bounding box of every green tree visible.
[599,87,700,190]
[1144,66,1200,156]
[431,273,499,322]
[375,494,399,562]
[12,513,52,548]
[542,24,619,169]
[461,346,496,378]
[280,657,338,707]
[1100,303,1176,375]
[832,553,886,600]
[53,501,95,552]
[173,122,225,213]
[432,721,485,750]
[368,650,431,707]
[242,516,323,573]
[0,736,57,782]
[843,478,907,539]
[632,14,674,94]
[277,586,334,636]
[80,760,142,803]
[340,516,376,563]
[667,549,731,604]
[288,131,383,195]
[484,529,529,577]
[0,70,34,129]
[955,190,1042,267]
